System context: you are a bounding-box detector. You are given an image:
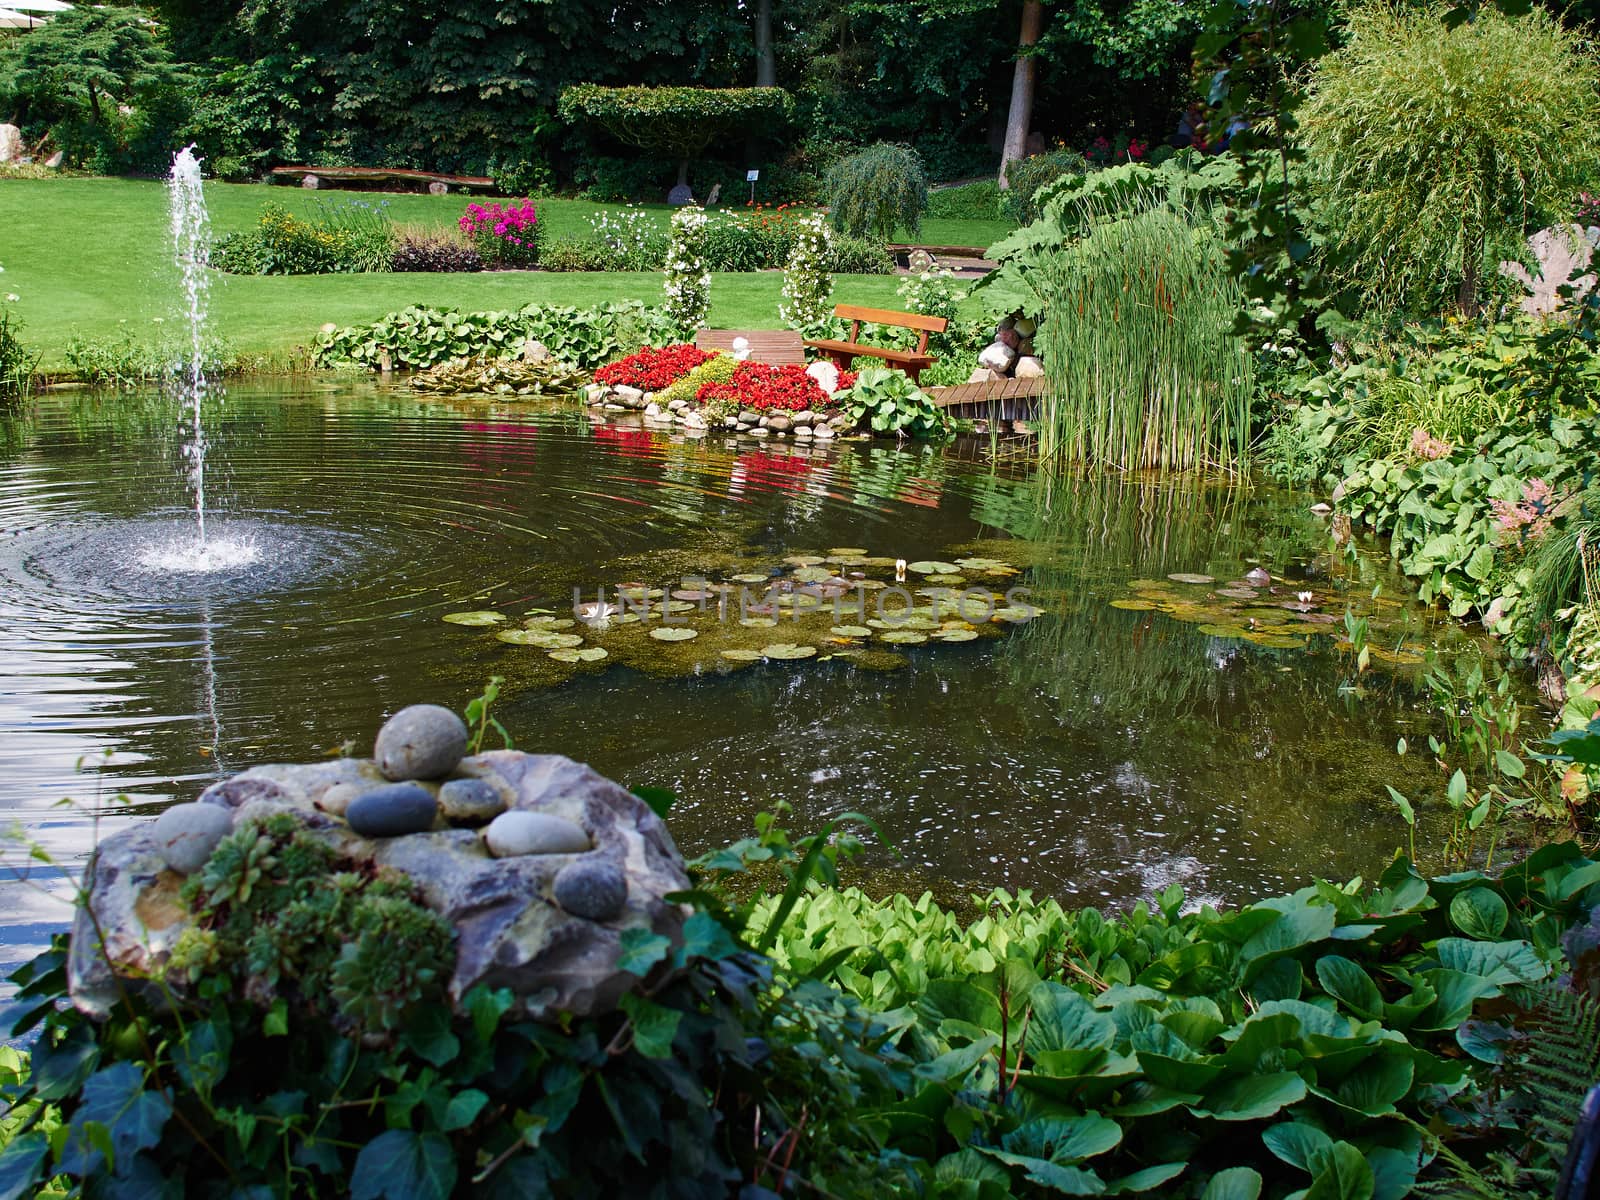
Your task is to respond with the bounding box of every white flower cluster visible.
[662,206,711,336]
[778,216,833,336]
[588,207,663,271]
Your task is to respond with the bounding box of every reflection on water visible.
[0,383,1475,983]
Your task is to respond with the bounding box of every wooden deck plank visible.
[925,374,1048,420]
[693,329,807,365]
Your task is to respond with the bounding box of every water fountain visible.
[136,147,260,573]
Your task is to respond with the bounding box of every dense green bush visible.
[1000,150,1090,225]
[0,289,35,400]
[824,143,928,242]
[211,201,396,276]
[1301,0,1600,316]
[836,366,951,438]
[927,180,1001,221]
[314,301,678,372]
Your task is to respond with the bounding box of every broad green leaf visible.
[1200,1167,1263,1200]
[1191,1071,1308,1121]
[401,1004,459,1068]
[0,1132,49,1200]
[1003,1114,1123,1164]
[351,1131,457,1200]
[1240,896,1337,979]
[1414,969,1500,1031]
[1448,888,1508,939]
[915,1037,1000,1085]
[1434,938,1547,986]
[1105,1163,1187,1193]
[1263,1122,1335,1173]
[465,986,515,1044]
[678,911,741,963]
[1367,1146,1420,1200]
[1311,1051,1414,1116]
[978,1149,1106,1194]
[1315,956,1384,1018]
[442,1088,489,1132]
[1028,984,1118,1068]
[1304,1140,1375,1200]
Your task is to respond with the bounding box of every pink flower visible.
[1409,427,1453,460]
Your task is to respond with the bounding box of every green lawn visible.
[0,178,1013,369]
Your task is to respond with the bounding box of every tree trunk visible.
[87,79,101,125]
[677,159,690,189]
[754,0,776,87]
[998,0,1045,190]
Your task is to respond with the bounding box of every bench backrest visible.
[832,303,948,356]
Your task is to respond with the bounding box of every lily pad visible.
[672,589,712,601]
[523,616,576,630]
[762,643,817,660]
[881,630,929,645]
[932,628,979,642]
[830,625,872,638]
[792,567,834,584]
[649,627,699,642]
[907,560,960,574]
[924,573,967,586]
[1216,588,1259,600]
[549,646,609,663]
[900,615,939,630]
[442,610,505,626]
[1196,624,1248,639]
[720,649,763,662]
[617,586,666,600]
[991,606,1038,623]
[498,629,584,649]
[954,557,1012,571]
[828,547,868,556]
[1110,599,1158,611]
[784,555,827,567]
[1168,573,1216,585]
[660,600,697,614]
[730,573,771,585]
[740,617,778,629]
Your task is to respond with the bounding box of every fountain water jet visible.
[145,147,260,574]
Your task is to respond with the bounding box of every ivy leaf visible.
[618,993,682,1059]
[401,1003,460,1068]
[59,1063,171,1177]
[0,1132,49,1200]
[442,1088,489,1132]
[351,1131,457,1200]
[616,928,672,977]
[465,986,516,1044]
[677,911,741,964]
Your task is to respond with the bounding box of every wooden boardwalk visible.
[693,330,806,365]
[926,375,1046,420]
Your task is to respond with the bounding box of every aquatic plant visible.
[1035,200,1252,470]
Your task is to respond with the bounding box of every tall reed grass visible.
[1035,199,1252,471]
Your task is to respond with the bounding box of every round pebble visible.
[553,859,628,922]
[153,803,233,875]
[439,777,506,826]
[484,810,591,858]
[346,783,438,838]
[315,782,364,818]
[374,704,468,781]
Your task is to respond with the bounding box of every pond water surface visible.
[0,382,1475,984]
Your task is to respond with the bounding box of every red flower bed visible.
[595,344,713,391]
[696,362,851,412]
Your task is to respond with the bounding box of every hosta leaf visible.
[1002,1114,1123,1164]
[1190,1071,1307,1121]
[978,1149,1106,1194]
[1315,956,1384,1019]
[1303,1140,1375,1200]
[1263,1121,1335,1173]
[1434,938,1545,986]
[1200,1167,1263,1200]
[1448,888,1509,939]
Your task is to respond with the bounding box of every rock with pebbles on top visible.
[484,809,591,857]
[346,783,438,837]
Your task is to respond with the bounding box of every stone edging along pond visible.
[582,379,857,439]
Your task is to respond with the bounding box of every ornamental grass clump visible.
[823,143,927,242]
[663,206,711,336]
[1036,198,1253,471]
[1301,0,1600,316]
[778,215,833,336]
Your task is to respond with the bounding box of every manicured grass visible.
[0,178,1012,369]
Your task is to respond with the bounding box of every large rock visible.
[1500,224,1600,316]
[1014,356,1045,380]
[667,184,695,206]
[978,341,1018,374]
[374,704,467,781]
[0,125,21,164]
[68,750,692,1021]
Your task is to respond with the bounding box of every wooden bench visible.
[269,166,495,194]
[803,304,948,383]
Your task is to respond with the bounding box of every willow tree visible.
[558,85,794,198]
[1301,1,1600,317]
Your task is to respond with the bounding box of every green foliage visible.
[824,143,929,242]
[1000,150,1091,225]
[168,812,455,1036]
[836,366,951,439]
[462,676,512,755]
[0,294,36,401]
[314,301,679,373]
[0,6,178,133]
[559,85,795,169]
[1301,1,1600,317]
[212,200,396,276]
[662,206,711,336]
[827,234,896,275]
[750,842,1600,1197]
[1033,200,1253,470]
[63,328,235,389]
[655,352,737,406]
[927,180,1001,221]
[779,215,834,336]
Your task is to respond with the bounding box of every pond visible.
[0,382,1481,982]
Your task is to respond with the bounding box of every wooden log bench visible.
[269,166,495,194]
[803,304,948,383]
